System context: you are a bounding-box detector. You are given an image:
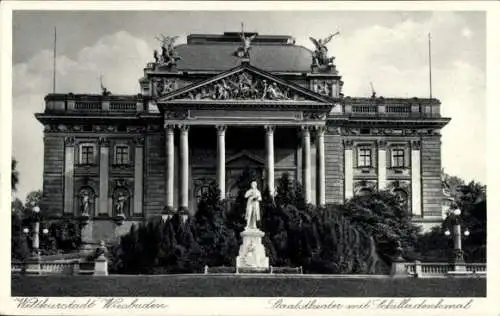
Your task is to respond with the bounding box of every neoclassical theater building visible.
[36,31,450,242]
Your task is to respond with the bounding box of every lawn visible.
[11,275,486,297]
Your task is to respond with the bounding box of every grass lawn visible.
[11,275,486,297]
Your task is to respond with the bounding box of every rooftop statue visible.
[154,34,182,67]
[309,31,340,67]
[236,23,257,58]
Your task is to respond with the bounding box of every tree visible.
[415,175,486,263]
[11,158,19,192]
[193,182,238,267]
[25,190,43,209]
[11,211,30,261]
[342,190,421,265]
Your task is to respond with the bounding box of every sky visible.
[11,10,486,202]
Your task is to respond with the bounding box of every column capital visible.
[377,139,388,148]
[300,125,311,135]
[411,140,421,150]
[343,139,354,149]
[264,125,275,133]
[64,136,75,146]
[163,123,175,132]
[133,136,145,146]
[315,125,326,136]
[215,125,227,135]
[98,137,110,147]
[178,124,190,132]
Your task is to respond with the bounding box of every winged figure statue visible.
[309,31,340,66]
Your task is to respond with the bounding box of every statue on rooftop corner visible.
[309,31,340,67]
[244,181,262,229]
[154,34,182,67]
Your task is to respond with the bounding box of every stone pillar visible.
[302,126,312,203]
[377,140,387,191]
[180,125,189,209]
[316,126,326,206]
[265,125,275,196]
[216,125,226,200]
[165,125,175,209]
[63,137,75,214]
[344,140,354,200]
[411,141,422,216]
[98,137,110,216]
[133,136,144,215]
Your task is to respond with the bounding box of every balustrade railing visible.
[40,262,75,274]
[401,262,486,277]
[68,101,138,113]
[110,102,136,112]
[75,101,101,111]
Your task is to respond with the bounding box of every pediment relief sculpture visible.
[172,72,306,101]
[152,78,178,97]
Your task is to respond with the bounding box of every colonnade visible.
[164,124,327,209]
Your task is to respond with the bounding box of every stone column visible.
[411,140,422,216]
[265,125,275,196]
[63,137,75,214]
[98,137,110,216]
[377,140,387,191]
[344,140,354,200]
[165,125,175,209]
[302,126,312,203]
[133,136,144,215]
[180,125,189,209]
[316,126,326,206]
[216,125,226,200]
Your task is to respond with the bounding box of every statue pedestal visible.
[236,228,269,271]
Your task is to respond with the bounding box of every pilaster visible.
[133,136,144,215]
[377,140,387,191]
[63,137,75,214]
[411,140,422,216]
[98,137,110,217]
[344,139,354,200]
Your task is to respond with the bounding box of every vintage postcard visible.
[1,1,498,315]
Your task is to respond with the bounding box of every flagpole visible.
[52,27,57,94]
[428,32,432,99]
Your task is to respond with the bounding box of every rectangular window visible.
[391,148,405,168]
[115,145,129,165]
[81,145,95,165]
[357,147,372,167]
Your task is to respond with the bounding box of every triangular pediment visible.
[226,150,265,166]
[157,64,331,104]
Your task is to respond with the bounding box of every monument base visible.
[236,228,269,271]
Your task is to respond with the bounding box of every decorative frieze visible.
[152,78,178,97]
[165,110,189,120]
[303,111,327,120]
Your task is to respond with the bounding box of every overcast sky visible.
[12,10,485,202]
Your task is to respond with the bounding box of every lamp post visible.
[443,206,470,273]
[22,205,49,274]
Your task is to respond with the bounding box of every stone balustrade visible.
[44,94,144,114]
[339,97,442,118]
[393,261,486,278]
